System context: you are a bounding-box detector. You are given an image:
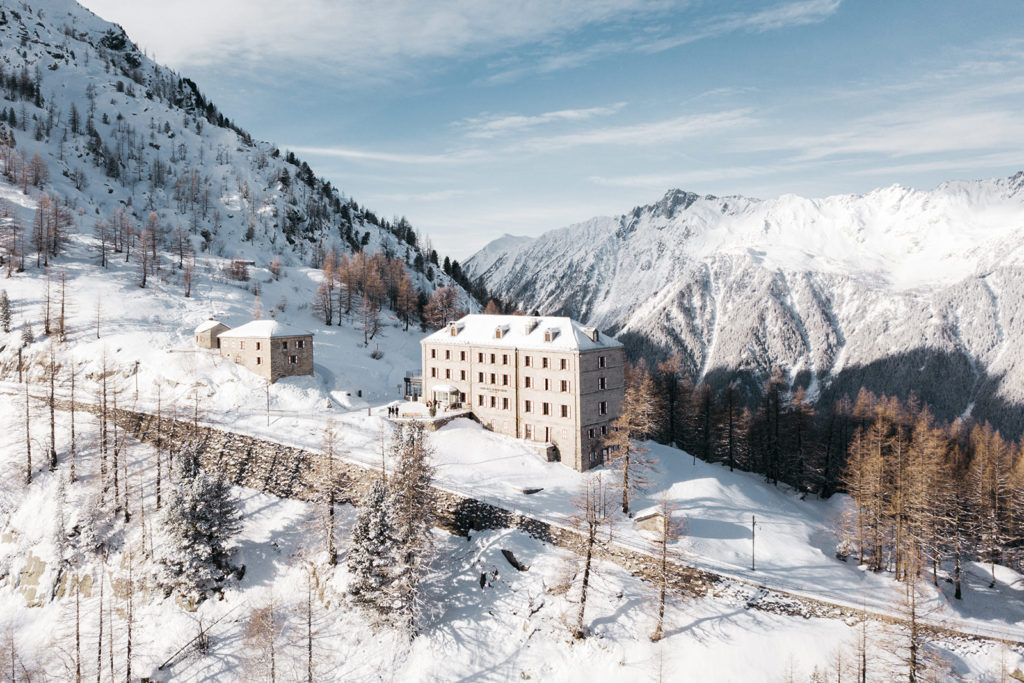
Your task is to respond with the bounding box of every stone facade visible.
[213,320,314,382]
[421,315,625,471]
[193,320,229,349]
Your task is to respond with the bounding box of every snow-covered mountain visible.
[0,0,465,300]
[466,177,1024,437]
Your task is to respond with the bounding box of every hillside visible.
[466,178,1024,436]
[0,0,472,309]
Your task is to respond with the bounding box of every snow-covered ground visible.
[0,176,1020,680]
[0,395,1020,681]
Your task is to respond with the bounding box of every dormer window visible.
[544,328,559,343]
[448,321,464,337]
[494,324,509,339]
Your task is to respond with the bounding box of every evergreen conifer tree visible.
[158,443,241,602]
[0,290,11,333]
[347,478,397,620]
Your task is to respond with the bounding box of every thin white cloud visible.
[484,0,841,82]
[589,164,786,189]
[639,0,840,53]
[370,189,475,202]
[460,103,627,139]
[755,109,1024,162]
[286,145,485,165]
[513,109,755,153]
[293,108,753,165]
[80,0,675,79]
[849,152,1024,177]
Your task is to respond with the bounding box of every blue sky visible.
[81,0,1024,259]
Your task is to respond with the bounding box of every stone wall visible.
[36,397,1024,645]
[72,401,712,597]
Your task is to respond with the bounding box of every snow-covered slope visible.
[466,179,1024,436]
[0,0,465,300]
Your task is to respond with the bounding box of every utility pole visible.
[751,514,756,571]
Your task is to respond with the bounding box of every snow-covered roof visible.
[194,319,226,334]
[217,320,312,339]
[421,314,621,352]
[430,384,459,394]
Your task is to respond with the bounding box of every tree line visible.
[615,360,1024,586]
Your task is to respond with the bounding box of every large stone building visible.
[201,320,314,382]
[421,314,625,471]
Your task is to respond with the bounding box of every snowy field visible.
[0,396,1020,681]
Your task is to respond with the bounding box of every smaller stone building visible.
[194,319,229,349]
[214,320,314,382]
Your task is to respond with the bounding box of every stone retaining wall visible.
[61,400,713,597]
[43,397,1024,646]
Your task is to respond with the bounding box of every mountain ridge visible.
[466,174,1024,437]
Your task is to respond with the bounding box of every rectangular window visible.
[445,349,451,360]
[542,402,550,416]
[240,340,245,350]
[289,355,297,365]
[588,428,595,438]
[543,378,550,391]
[431,368,437,377]
[599,377,606,390]
[478,352,484,363]
[502,354,508,365]
[524,376,532,388]
[601,425,608,436]
[525,356,532,367]
[525,424,533,439]
[560,380,568,392]
[502,397,509,410]
[490,396,496,408]
[298,340,305,349]
[503,374,509,386]
[256,357,262,365]
[599,401,607,415]
[599,355,606,368]
[525,400,532,413]
[460,351,466,361]
[560,405,569,418]
[490,353,496,364]
[445,369,451,379]
[478,372,484,383]
[490,373,496,384]
[478,395,484,406]
[542,357,549,369]
[282,341,288,350]
[431,349,437,359]
[460,370,466,381]
[256,341,261,351]
[560,358,567,370]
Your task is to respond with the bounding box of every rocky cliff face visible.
[467,177,1024,437]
